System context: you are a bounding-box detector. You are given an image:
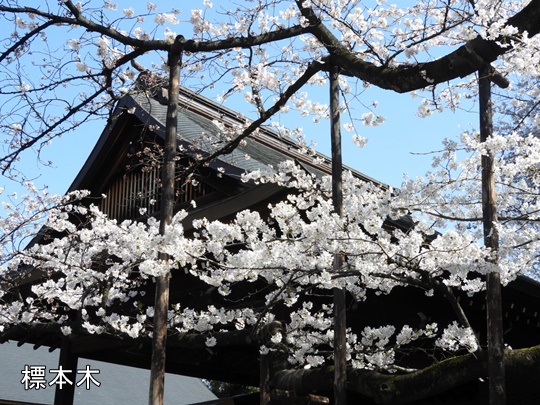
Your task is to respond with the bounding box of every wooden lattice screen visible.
[99,166,212,221]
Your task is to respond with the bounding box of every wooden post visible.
[330,61,347,405]
[260,354,271,405]
[148,37,183,405]
[54,338,78,405]
[479,65,506,405]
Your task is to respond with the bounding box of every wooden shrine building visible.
[1,86,540,404]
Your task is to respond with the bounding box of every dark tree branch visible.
[179,59,326,178]
[0,86,106,174]
[0,3,308,55]
[0,20,55,63]
[183,25,308,52]
[271,346,540,404]
[0,3,169,52]
[0,47,147,173]
[4,0,538,95]
[296,0,540,92]
[430,278,481,349]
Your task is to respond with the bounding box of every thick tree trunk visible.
[271,346,540,404]
[479,65,506,405]
[148,38,183,405]
[330,61,347,405]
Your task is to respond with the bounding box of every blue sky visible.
[0,82,478,198]
[0,0,483,199]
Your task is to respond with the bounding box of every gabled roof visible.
[68,85,382,194]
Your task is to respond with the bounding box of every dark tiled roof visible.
[129,87,380,184]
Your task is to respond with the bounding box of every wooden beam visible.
[182,183,285,231]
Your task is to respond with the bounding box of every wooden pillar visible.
[479,65,506,405]
[149,35,184,405]
[329,61,347,405]
[54,338,78,405]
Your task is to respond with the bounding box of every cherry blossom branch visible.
[0,45,147,173]
[0,3,169,51]
[0,3,308,54]
[296,0,540,92]
[0,20,55,63]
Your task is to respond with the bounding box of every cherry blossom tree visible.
[3,150,540,403]
[1,1,540,404]
[1,0,539,176]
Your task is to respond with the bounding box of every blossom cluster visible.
[2,0,540,372]
[4,152,534,367]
